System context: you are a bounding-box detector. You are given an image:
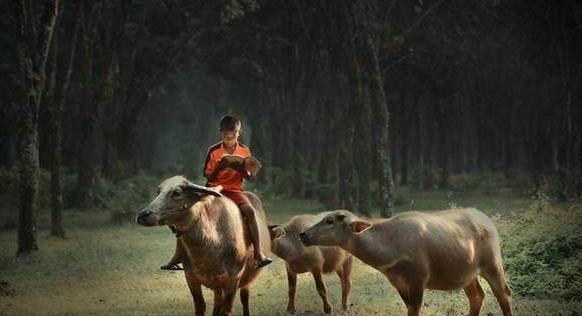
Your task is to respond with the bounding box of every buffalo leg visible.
[221,281,240,316]
[287,270,297,314]
[463,278,485,316]
[396,286,424,316]
[312,270,332,314]
[482,262,512,316]
[212,289,223,316]
[240,286,250,316]
[338,256,353,311]
[184,273,205,316]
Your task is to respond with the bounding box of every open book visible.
[210,155,262,178]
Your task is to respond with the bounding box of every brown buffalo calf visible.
[300,208,512,316]
[269,212,353,314]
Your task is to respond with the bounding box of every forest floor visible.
[1,190,581,315]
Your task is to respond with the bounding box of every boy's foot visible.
[160,263,184,270]
[255,257,273,269]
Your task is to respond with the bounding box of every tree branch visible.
[401,0,447,38]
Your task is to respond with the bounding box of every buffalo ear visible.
[350,220,372,234]
[184,181,223,197]
[268,225,286,239]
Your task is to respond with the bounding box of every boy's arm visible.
[203,150,218,181]
[206,159,229,182]
[206,154,236,182]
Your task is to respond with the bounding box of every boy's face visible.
[220,128,241,148]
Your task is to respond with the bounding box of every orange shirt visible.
[203,142,251,191]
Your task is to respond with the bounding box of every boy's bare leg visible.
[239,203,272,268]
[161,229,184,270]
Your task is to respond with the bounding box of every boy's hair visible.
[219,115,242,131]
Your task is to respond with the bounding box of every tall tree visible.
[352,0,395,217]
[47,1,82,237]
[14,0,60,254]
[355,83,372,216]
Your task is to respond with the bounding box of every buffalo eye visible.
[171,189,183,198]
[324,218,333,225]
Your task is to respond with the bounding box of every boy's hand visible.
[206,157,231,181]
[215,156,231,171]
[208,155,261,180]
[243,156,261,178]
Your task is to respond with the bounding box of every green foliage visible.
[507,173,535,196]
[499,202,582,301]
[481,173,508,195]
[434,170,579,202]
[447,173,481,192]
[0,166,167,227]
[220,0,260,23]
[0,166,19,201]
[108,160,138,183]
[272,171,293,197]
[301,170,336,204]
[60,168,81,209]
[409,164,442,190]
[532,177,552,212]
[253,166,339,207]
[102,173,161,225]
[0,166,52,229]
[393,193,405,207]
[0,280,15,297]
[544,169,582,201]
[447,172,512,195]
[257,166,293,198]
[0,167,18,229]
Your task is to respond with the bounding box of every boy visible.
[161,115,272,270]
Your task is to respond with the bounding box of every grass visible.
[0,191,581,315]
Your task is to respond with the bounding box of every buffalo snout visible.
[299,232,311,246]
[136,208,159,226]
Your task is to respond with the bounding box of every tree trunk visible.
[551,125,560,172]
[77,1,108,207]
[76,57,99,207]
[250,108,267,186]
[49,106,66,238]
[435,100,449,188]
[18,100,40,254]
[49,1,81,237]
[316,100,333,204]
[366,38,394,218]
[337,105,355,211]
[416,97,426,189]
[503,103,515,177]
[14,0,60,254]
[291,115,305,197]
[45,21,64,238]
[332,63,354,209]
[353,59,372,216]
[400,94,416,185]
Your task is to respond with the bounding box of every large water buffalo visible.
[136,176,271,316]
[300,208,512,316]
